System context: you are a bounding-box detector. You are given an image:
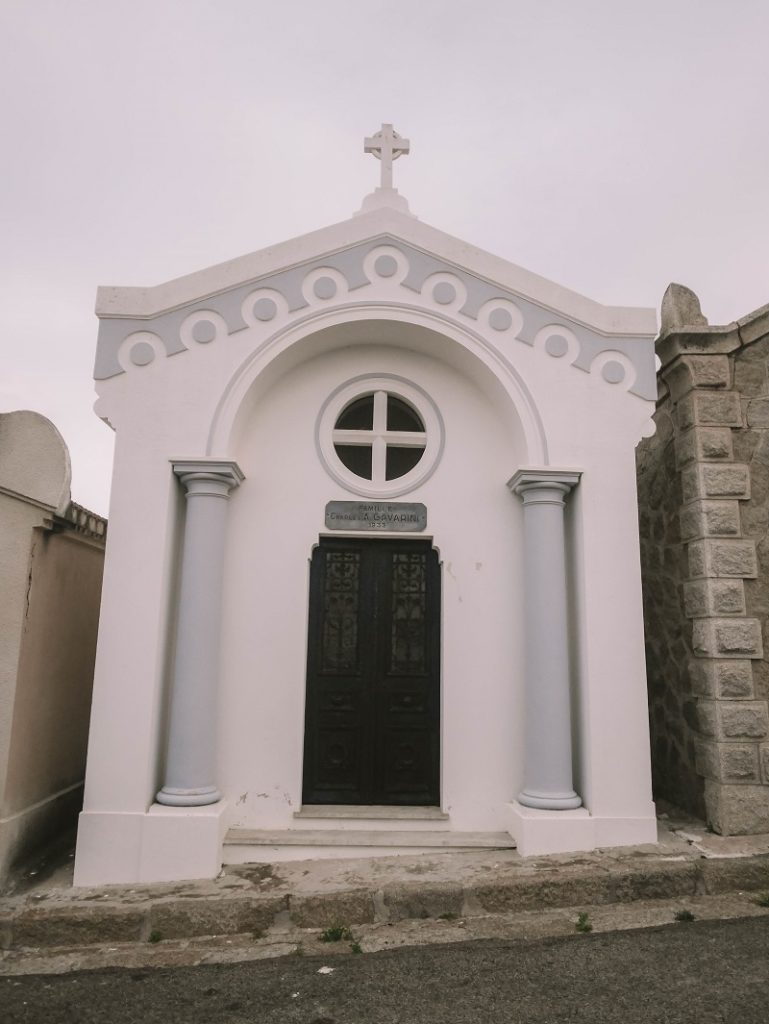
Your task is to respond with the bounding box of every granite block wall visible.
[637,288,769,833]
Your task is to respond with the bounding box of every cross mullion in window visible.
[332,429,375,446]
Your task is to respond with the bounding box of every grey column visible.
[156,460,244,807]
[508,469,582,810]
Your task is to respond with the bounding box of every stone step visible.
[293,805,450,821]
[224,829,515,849]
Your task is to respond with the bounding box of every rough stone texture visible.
[288,890,375,928]
[720,744,760,782]
[684,579,746,618]
[675,427,733,468]
[679,500,741,540]
[659,283,709,334]
[666,356,732,404]
[677,391,742,429]
[0,913,11,951]
[689,700,717,737]
[600,861,700,903]
[715,661,755,700]
[704,780,769,834]
[475,861,701,912]
[718,703,769,740]
[382,882,464,922]
[694,737,719,779]
[637,314,769,834]
[699,854,769,893]
[149,895,287,939]
[12,906,146,948]
[637,408,704,816]
[700,464,751,499]
[734,343,769,397]
[692,618,763,659]
[747,398,769,429]
[682,464,751,502]
[687,539,757,580]
[695,741,761,783]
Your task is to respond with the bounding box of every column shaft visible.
[156,461,243,807]
[509,470,582,810]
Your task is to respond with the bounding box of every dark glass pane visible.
[387,396,423,432]
[336,395,374,430]
[385,446,423,480]
[335,444,373,479]
[321,551,360,673]
[390,553,427,674]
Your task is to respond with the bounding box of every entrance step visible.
[293,805,450,822]
[224,828,515,849]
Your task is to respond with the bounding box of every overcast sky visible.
[2,0,768,515]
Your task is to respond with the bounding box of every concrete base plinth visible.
[74,801,228,886]
[506,801,657,857]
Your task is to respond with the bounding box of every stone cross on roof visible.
[364,123,410,189]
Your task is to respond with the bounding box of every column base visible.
[74,801,228,885]
[507,801,593,856]
[506,801,658,857]
[155,785,222,807]
[517,788,582,811]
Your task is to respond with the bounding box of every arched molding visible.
[205,303,548,466]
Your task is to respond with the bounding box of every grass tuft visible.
[319,924,354,943]
[575,912,593,933]
[674,909,696,923]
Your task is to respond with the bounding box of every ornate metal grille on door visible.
[303,538,440,806]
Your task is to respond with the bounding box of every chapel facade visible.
[74,127,658,885]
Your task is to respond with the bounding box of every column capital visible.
[507,468,581,499]
[172,459,244,494]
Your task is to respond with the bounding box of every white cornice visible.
[95,206,656,339]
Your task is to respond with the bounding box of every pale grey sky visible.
[2,0,768,515]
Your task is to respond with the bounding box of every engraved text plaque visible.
[325,501,427,533]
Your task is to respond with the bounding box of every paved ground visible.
[3,916,769,1023]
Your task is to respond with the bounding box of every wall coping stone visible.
[656,327,741,369]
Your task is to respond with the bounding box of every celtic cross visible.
[364,124,410,189]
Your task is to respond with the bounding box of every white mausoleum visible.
[75,127,659,885]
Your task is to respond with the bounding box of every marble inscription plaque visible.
[325,501,427,533]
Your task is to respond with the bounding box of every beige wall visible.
[0,411,106,882]
[0,495,48,808]
[3,528,104,814]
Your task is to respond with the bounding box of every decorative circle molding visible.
[96,236,656,402]
[316,374,445,498]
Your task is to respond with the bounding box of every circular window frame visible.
[316,374,445,498]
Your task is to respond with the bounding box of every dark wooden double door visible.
[303,538,440,806]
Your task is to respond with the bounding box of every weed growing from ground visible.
[319,924,354,943]
[575,912,592,933]
[148,930,162,943]
[674,909,696,922]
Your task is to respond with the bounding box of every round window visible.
[317,376,444,498]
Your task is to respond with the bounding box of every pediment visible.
[94,207,657,399]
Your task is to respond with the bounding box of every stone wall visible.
[637,288,769,834]
[636,394,702,816]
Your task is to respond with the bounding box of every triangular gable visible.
[94,211,657,400]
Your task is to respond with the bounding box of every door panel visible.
[303,538,440,805]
